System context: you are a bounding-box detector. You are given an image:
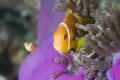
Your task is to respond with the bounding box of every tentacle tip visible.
[50,75,54,79]
[60,52,65,55]
[54,59,58,62]
[52,8,56,11]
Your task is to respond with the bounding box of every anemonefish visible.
[53,13,85,54]
[24,42,37,52]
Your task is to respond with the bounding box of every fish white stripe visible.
[59,22,70,50]
[27,42,33,50]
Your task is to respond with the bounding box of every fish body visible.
[24,42,37,52]
[53,13,84,53]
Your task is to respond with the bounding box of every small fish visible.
[24,42,37,52]
[53,13,85,54]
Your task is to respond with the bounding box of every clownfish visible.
[53,13,85,54]
[24,42,37,52]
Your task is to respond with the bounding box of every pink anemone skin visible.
[107,53,120,80]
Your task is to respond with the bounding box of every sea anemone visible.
[53,0,98,18]
[52,0,120,80]
[77,0,120,79]
[19,0,120,80]
[19,0,85,80]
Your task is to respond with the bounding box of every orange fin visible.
[52,25,55,32]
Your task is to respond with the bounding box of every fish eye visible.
[64,34,67,40]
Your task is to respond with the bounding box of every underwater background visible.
[0,0,39,80]
[0,0,120,80]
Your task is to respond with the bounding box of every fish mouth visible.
[53,43,63,53]
[53,43,75,53]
